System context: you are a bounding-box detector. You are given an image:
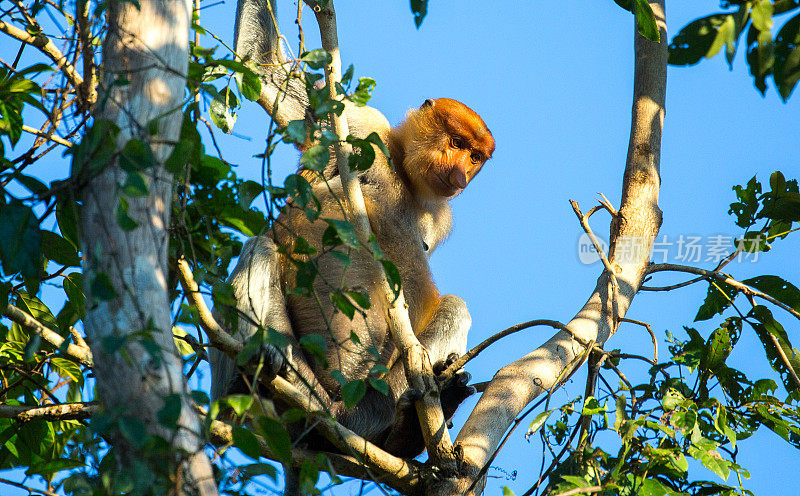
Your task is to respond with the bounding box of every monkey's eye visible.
[470,152,482,163]
[450,136,465,149]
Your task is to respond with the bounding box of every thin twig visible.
[571,200,621,329]
[648,263,800,321]
[619,317,657,363]
[440,319,572,383]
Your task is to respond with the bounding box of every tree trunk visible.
[79,0,217,493]
[431,2,668,494]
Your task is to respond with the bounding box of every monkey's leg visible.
[380,294,475,457]
[209,236,330,407]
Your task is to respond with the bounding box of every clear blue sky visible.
[3,1,799,494]
[196,1,799,493]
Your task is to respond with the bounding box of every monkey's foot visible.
[433,353,476,422]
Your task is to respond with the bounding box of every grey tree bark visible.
[431,2,668,494]
[79,0,217,493]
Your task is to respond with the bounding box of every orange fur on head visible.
[389,98,494,200]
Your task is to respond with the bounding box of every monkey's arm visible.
[209,236,330,406]
[234,0,391,135]
[234,0,307,127]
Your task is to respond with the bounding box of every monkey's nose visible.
[448,168,467,189]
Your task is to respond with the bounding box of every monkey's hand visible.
[434,353,476,425]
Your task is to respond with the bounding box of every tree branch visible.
[3,303,93,366]
[647,263,800,321]
[209,416,422,493]
[0,401,98,421]
[307,0,453,466]
[439,3,667,494]
[0,20,84,90]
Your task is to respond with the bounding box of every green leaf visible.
[51,357,83,385]
[749,305,800,395]
[341,379,366,409]
[18,292,58,330]
[242,462,278,481]
[301,49,332,70]
[323,219,359,249]
[640,478,670,496]
[299,144,330,172]
[232,426,261,459]
[381,260,402,300]
[236,328,265,366]
[525,409,554,439]
[773,12,800,100]
[299,333,327,366]
[729,176,762,228]
[283,120,309,144]
[669,14,731,66]
[502,487,517,496]
[224,395,254,416]
[368,376,388,395]
[703,321,736,369]
[349,77,376,106]
[298,459,320,494]
[238,68,262,101]
[157,393,182,427]
[314,99,344,118]
[91,273,118,301]
[752,0,774,32]
[331,291,356,319]
[689,439,730,481]
[257,416,292,464]
[40,231,80,267]
[747,24,775,95]
[0,203,41,277]
[744,275,800,314]
[695,280,738,321]
[292,236,317,255]
[56,196,81,250]
[116,197,139,231]
[330,369,347,386]
[634,0,660,42]
[410,0,428,28]
[121,171,149,197]
[238,180,264,209]
[119,138,156,172]
[208,86,239,133]
[345,289,370,310]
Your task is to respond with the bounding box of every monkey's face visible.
[406,98,495,200]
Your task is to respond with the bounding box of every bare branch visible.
[0,402,98,421]
[572,200,621,328]
[21,125,72,147]
[3,303,93,366]
[0,20,84,89]
[619,317,657,362]
[442,3,667,494]
[175,257,242,358]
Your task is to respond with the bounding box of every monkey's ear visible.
[421,99,436,109]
